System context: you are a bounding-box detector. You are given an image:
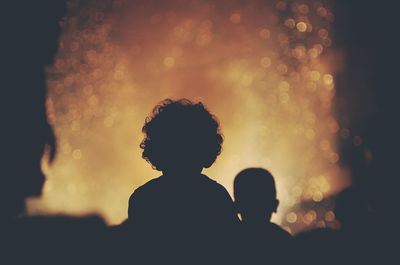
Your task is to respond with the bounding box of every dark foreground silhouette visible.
[2,0,396,264]
[115,99,239,263]
[234,168,292,264]
[295,187,383,265]
[1,2,108,264]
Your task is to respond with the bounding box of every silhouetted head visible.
[234,168,278,223]
[5,1,66,67]
[2,1,66,218]
[140,99,223,175]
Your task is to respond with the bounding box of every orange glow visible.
[27,0,347,231]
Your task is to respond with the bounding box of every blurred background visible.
[27,0,398,234]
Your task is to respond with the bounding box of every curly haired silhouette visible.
[126,99,238,263]
[140,98,223,173]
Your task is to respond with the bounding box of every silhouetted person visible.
[334,187,379,264]
[295,187,379,265]
[2,0,64,223]
[234,168,292,264]
[1,2,108,264]
[124,99,239,263]
[294,226,338,265]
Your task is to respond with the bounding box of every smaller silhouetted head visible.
[234,168,278,223]
[140,99,223,175]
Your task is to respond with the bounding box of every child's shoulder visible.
[141,176,164,189]
[129,176,163,199]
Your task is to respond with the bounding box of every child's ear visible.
[273,199,279,213]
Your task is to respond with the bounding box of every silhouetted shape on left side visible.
[1,2,109,264]
[234,167,292,264]
[122,99,239,263]
[2,0,64,221]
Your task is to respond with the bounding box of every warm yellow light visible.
[310,70,321,81]
[72,149,82,160]
[323,74,334,86]
[28,1,344,230]
[260,57,271,68]
[163,57,175,68]
[241,73,253,86]
[324,211,335,222]
[296,22,307,32]
[259,28,271,39]
[286,212,297,223]
[312,191,323,202]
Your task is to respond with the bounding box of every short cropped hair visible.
[140,99,223,171]
[234,168,277,207]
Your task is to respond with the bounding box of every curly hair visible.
[140,99,223,171]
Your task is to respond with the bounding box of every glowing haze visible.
[28,0,347,232]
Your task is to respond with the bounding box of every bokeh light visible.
[28,0,348,232]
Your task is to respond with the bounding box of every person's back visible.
[124,99,239,263]
[238,222,291,264]
[234,168,292,264]
[129,174,237,228]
